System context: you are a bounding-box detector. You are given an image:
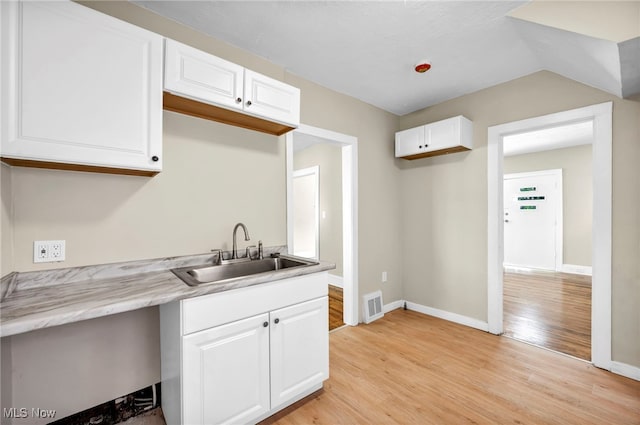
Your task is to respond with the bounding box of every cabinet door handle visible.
[236,97,242,103]
[246,100,252,106]
[151,156,159,162]
[274,318,279,324]
[263,321,268,327]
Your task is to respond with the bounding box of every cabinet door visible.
[425,116,459,151]
[164,39,244,112]
[395,126,425,157]
[244,69,300,127]
[183,313,270,425]
[0,1,163,173]
[270,297,329,408]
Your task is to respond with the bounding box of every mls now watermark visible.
[3,407,57,419]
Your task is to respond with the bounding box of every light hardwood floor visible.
[329,285,345,331]
[504,270,591,360]
[262,310,640,425]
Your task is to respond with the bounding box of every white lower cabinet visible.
[161,272,329,425]
[183,313,271,425]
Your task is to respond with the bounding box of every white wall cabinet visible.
[164,39,300,136]
[0,1,163,176]
[395,115,473,160]
[161,272,329,425]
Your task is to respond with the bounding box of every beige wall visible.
[7,308,160,425]
[1,1,404,417]
[294,143,344,276]
[399,70,640,368]
[504,144,593,267]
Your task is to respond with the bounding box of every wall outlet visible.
[33,240,66,263]
[382,271,388,283]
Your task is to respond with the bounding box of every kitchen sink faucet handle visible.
[211,249,224,264]
[258,240,264,260]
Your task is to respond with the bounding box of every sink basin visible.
[172,255,318,286]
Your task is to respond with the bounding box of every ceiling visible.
[133,1,640,116]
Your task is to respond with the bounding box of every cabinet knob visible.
[263,321,268,327]
[274,318,280,324]
[236,97,242,103]
[246,100,252,106]
[151,156,159,162]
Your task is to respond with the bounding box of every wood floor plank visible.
[261,310,640,425]
[504,270,591,360]
[329,285,344,331]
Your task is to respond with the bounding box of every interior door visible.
[504,170,562,271]
[292,166,319,259]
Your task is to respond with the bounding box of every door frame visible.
[487,102,612,370]
[291,166,320,260]
[286,124,359,326]
[503,169,564,272]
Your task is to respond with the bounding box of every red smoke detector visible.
[414,61,431,73]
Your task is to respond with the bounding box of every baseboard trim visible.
[561,264,593,276]
[383,300,404,313]
[328,274,344,288]
[405,301,490,332]
[611,361,640,381]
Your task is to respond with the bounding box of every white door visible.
[504,170,562,271]
[292,166,319,259]
[182,313,270,425]
[270,297,329,409]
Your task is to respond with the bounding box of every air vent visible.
[363,291,384,324]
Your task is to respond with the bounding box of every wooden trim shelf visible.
[163,92,295,136]
[401,145,470,160]
[0,157,158,177]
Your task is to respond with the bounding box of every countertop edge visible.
[0,259,335,338]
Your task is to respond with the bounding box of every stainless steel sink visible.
[172,255,318,286]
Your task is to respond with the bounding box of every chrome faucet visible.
[232,222,250,259]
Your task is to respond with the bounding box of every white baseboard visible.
[328,274,343,288]
[383,300,404,313]
[405,301,490,332]
[561,264,593,276]
[611,361,640,381]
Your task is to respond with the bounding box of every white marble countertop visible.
[0,248,335,337]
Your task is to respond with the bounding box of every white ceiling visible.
[133,1,640,116]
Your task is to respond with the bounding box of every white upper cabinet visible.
[164,39,244,112]
[244,69,301,127]
[0,1,163,176]
[163,39,300,135]
[395,115,473,160]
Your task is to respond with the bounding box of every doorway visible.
[286,124,359,327]
[504,169,563,271]
[292,166,319,259]
[487,102,612,369]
